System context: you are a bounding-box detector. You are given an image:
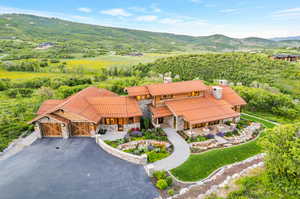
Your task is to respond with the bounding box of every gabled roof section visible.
[125,86,149,97]
[30,87,119,124]
[37,99,64,115]
[149,105,173,118]
[219,86,247,106]
[165,96,239,124]
[146,80,208,96]
[87,96,142,118]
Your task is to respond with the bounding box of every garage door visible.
[71,122,93,136]
[40,123,62,137]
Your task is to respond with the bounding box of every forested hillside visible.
[1,14,300,53]
[144,53,300,98]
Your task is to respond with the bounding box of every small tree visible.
[260,124,300,198]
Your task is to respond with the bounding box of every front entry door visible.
[118,124,123,131]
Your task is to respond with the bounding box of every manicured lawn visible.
[241,113,277,128]
[170,114,277,182]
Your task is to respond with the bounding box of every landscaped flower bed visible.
[104,128,173,163]
[150,170,182,198]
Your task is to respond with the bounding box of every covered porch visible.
[183,118,238,137]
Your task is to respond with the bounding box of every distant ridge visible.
[271,36,300,41]
[0,13,300,52]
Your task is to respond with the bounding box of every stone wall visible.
[165,116,174,128]
[95,135,148,165]
[100,123,140,133]
[124,123,140,132]
[138,99,152,118]
[177,116,185,131]
[117,140,171,150]
[100,124,118,132]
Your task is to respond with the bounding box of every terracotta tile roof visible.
[54,111,89,121]
[48,113,70,124]
[219,86,247,106]
[149,105,173,118]
[87,96,143,118]
[125,80,208,96]
[146,80,208,96]
[125,86,149,96]
[165,96,239,124]
[30,87,119,124]
[37,100,64,115]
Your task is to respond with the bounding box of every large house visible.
[30,80,246,138]
[126,80,246,132]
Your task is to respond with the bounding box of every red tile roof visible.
[126,80,208,96]
[87,96,142,118]
[165,96,240,124]
[30,87,120,124]
[146,80,208,96]
[37,100,64,115]
[125,86,149,96]
[219,86,247,106]
[149,105,173,118]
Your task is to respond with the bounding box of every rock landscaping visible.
[170,154,265,199]
[104,128,173,163]
[186,121,262,153]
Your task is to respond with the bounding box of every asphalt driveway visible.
[0,138,158,199]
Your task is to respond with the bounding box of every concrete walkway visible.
[151,128,190,171]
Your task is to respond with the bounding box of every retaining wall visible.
[95,135,147,165]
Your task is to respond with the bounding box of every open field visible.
[63,53,185,70]
[0,70,68,79]
[170,114,276,182]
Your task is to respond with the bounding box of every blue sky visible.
[0,0,299,38]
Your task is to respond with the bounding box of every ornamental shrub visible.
[153,170,167,180]
[156,179,168,190]
[166,176,173,186]
[167,189,174,196]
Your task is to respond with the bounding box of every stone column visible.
[34,123,42,138]
[61,123,69,139]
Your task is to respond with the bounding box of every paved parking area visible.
[0,138,158,199]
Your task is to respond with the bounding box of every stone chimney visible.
[212,86,223,99]
[163,76,172,83]
[218,79,228,86]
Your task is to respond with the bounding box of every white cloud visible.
[136,15,157,22]
[77,7,92,13]
[220,9,238,13]
[129,7,146,12]
[190,0,203,4]
[100,8,131,17]
[273,8,300,17]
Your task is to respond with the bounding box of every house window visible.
[104,118,117,125]
[158,117,164,124]
[128,117,134,124]
[160,94,173,100]
[190,91,200,97]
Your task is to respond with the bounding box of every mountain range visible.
[0,14,300,52]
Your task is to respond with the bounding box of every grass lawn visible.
[170,115,277,182]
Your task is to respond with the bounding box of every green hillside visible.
[0,14,300,53]
[140,53,300,97]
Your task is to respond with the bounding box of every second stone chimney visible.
[212,86,223,99]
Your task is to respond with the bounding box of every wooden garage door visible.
[71,122,93,136]
[41,123,62,137]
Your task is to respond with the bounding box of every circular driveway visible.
[0,138,158,199]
